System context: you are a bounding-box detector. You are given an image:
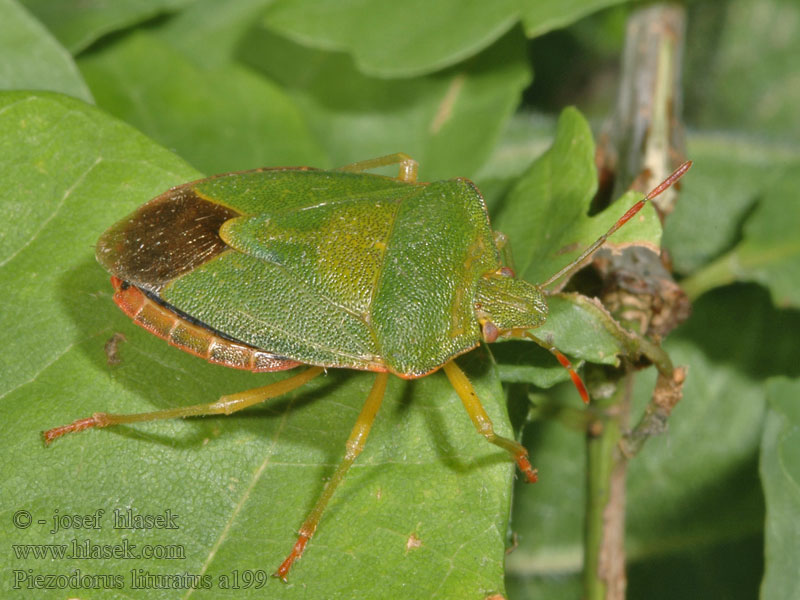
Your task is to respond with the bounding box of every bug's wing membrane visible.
[96,187,239,294]
[98,169,414,294]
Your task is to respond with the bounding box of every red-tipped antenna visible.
[529,161,692,404]
[540,161,692,289]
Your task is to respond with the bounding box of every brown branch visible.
[584,5,689,600]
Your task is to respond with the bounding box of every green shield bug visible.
[44,153,691,580]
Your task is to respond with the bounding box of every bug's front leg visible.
[442,360,538,483]
[43,367,323,443]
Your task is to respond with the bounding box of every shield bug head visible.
[43,153,690,580]
[475,270,549,341]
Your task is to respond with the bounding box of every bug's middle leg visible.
[274,371,389,581]
[442,360,538,483]
[43,366,324,444]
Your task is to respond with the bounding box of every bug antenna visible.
[540,161,692,289]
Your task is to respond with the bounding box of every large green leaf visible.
[685,0,800,139]
[240,26,531,181]
[19,0,196,53]
[260,0,633,78]
[681,165,800,308]
[494,108,662,286]
[507,285,786,599]
[261,0,520,78]
[0,0,92,103]
[0,92,515,599]
[154,0,275,68]
[760,377,800,600]
[77,9,530,181]
[78,31,326,175]
[521,0,628,38]
[489,109,661,388]
[663,133,800,276]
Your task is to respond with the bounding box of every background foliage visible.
[1,0,798,598]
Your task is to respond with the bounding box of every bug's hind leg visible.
[335,153,418,183]
[442,360,538,483]
[43,366,324,444]
[274,372,389,581]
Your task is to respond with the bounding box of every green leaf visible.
[0,89,197,429]
[494,107,661,286]
[520,0,629,38]
[627,534,763,600]
[496,293,635,389]
[761,377,800,600]
[154,0,275,68]
[240,26,531,181]
[19,0,196,54]
[0,91,514,599]
[488,109,660,385]
[261,0,519,78]
[507,286,777,597]
[78,31,326,174]
[681,164,800,308]
[473,111,558,210]
[685,0,800,139]
[260,0,633,78]
[0,0,92,103]
[625,339,765,557]
[663,132,800,276]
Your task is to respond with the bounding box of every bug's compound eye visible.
[481,320,499,343]
[496,266,515,278]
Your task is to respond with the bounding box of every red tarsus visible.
[516,455,539,483]
[273,534,310,581]
[43,416,101,444]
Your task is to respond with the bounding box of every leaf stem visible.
[680,251,739,300]
[584,373,630,600]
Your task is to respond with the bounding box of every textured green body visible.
[98,168,504,377]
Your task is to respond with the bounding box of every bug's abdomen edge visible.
[110,276,301,373]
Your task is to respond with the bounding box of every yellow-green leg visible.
[274,371,389,581]
[442,360,538,483]
[335,153,418,183]
[43,367,324,444]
